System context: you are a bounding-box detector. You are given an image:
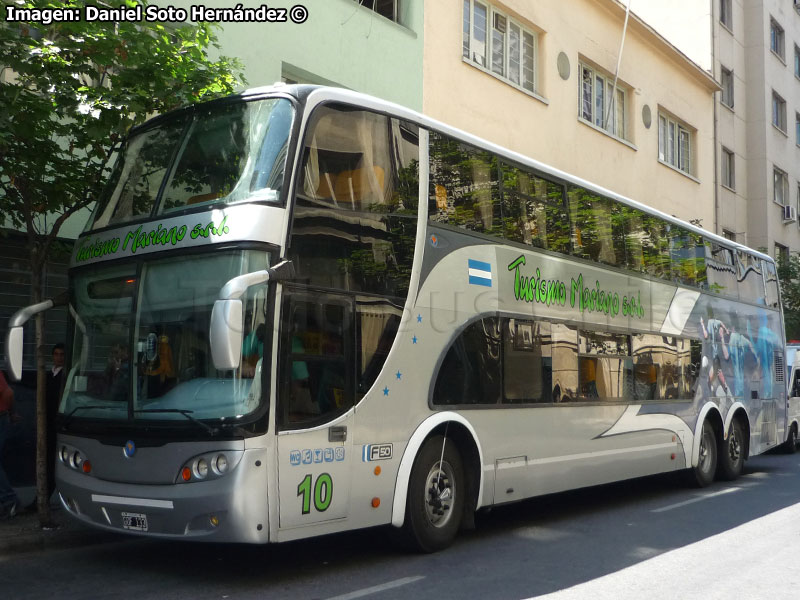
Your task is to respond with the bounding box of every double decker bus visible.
[5,85,789,551]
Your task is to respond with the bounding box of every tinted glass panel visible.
[503,319,552,403]
[551,323,578,402]
[281,294,353,426]
[301,106,419,214]
[91,117,187,229]
[737,250,765,304]
[567,186,626,267]
[764,260,779,308]
[669,227,706,287]
[429,132,502,236]
[578,331,632,401]
[433,317,501,405]
[501,163,570,253]
[292,107,419,300]
[357,297,402,398]
[160,99,292,212]
[706,242,738,299]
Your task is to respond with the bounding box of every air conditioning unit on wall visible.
[783,204,797,222]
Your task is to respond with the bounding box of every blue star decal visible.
[417,314,423,323]
[412,336,418,344]
[396,371,402,380]
[383,386,390,396]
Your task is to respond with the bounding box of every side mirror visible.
[5,326,23,382]
[4,294,67,381]
[209,260,294,370]
[210,299,244,370]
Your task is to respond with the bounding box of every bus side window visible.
[280,294,353,428]
[432,318,501,406]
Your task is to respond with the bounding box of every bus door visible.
[276,291,355,528]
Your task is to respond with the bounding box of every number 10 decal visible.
[297,473,333,514]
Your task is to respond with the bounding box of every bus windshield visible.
[61,249,271,426]
[90,98,293,230]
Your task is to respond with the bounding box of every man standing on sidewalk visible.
[0,370,19,519]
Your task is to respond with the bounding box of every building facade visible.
[171,0,425,110]
[711,0,800,260]
[423,0,719,227]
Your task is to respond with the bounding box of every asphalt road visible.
[2,450,800,600]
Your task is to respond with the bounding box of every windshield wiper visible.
[62,405,126,428]
[133,409,219,436]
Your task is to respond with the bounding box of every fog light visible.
[209,515,219,527]
[72,452,83,469]
[60,446,69,463]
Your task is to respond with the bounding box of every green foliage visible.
[777,252,800,340]
[0,0,244,257]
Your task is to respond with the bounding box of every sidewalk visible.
[0,486,118,556]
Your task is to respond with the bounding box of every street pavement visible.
[0,486,117,555]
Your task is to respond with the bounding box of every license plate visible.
[121,512,148,532]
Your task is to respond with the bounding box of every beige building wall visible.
[423,0,719,229]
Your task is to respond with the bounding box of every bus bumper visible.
[56,447,269,544]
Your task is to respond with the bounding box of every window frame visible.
[462,0,538,96]
[578,61,629,141]
[720,66,734,109]
[770,18,785,61]
[658,111,694,176]
[773,166,789,206]
[720,0,732,30]
[772,91,787,133]
[353,0,399,23]
[721,146,735,190]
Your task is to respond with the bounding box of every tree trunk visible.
[30,258,53,527]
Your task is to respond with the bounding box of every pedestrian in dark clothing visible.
[0,370,19,519]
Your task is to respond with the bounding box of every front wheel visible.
[689,420,717,487]
[402,435,465,553]
[717,418,745,481]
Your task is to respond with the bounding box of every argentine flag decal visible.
[468,259,493,287]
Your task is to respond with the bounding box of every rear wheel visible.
[690,420,717,487]
[402,435,464,553]
[783,425,797,454]
[717,418,745,481]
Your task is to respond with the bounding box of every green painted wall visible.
[172,0,424,111]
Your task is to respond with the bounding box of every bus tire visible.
[402,435,464,553]
[783,424,797,454]
[717,418,745,481]
[689,420,717,488]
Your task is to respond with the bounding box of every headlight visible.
[177,451,242,483]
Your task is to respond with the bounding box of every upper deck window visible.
[88,98,293,230]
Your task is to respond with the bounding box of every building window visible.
[720,0,732,29]
[722,229,736,242]
[579,62,628,139]
[795,45,800,78]
[658,112,693,175]
[796,113,800,145]
[354,0,398,22]
[721,147,735,190]
[773,91,787,132]
[770,18,785,60]
[463,0,536,94]
[776,242,789,266]
[774,167,789,205]
[720,66,733,108]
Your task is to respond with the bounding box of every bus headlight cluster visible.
[177,450,242,483]
[59,444,92,474]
